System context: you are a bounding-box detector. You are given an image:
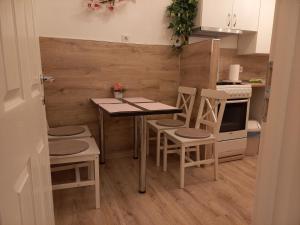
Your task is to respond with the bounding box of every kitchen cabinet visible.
[195,0,260,32]
[197,0,234,30]
[238,0,276,54]
[232,0,260,31]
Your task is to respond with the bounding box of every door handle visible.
[227,13,231,27]
[40,74,55,83]
[233,14,237,27]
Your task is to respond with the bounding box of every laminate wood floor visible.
[53,154,257,225]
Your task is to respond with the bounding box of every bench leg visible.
[163,134,168,172]
[94,156,100,209]
[180,145,185,188]
[156,131,161,167]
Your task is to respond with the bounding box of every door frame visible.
[253,0,300,224]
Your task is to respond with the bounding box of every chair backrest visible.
[195,89,229,137]
[174,86,197,127]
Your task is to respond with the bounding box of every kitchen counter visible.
[242,82,266,88]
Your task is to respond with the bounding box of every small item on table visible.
[112,83,125,99]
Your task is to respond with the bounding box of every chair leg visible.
[213,144,218,181]
[156,131,161,167]
[163,134,168,172]
[180,145,185,188]
[94,156,100,209]
[196,145,200,168]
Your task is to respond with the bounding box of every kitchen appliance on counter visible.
[216,84,252,162]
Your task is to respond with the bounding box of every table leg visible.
[99,109,105,164]
[139,116,147,193]
[133,116,139,159]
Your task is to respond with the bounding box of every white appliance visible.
[216,84,252,161]
[229,64,241,82]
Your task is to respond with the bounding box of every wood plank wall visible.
[40,37,269,158]
[219,49,269,81]
[40,37,180,157]
[180,40,220,121]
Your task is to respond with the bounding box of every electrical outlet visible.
[121,35,130,43]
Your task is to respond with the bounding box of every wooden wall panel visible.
[40,37,180,156]
[219,49,269,81]
[180,40,220,121]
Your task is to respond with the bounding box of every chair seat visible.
[156,119,185,127]
[50,137,100,165]
[49,139,89,156]
[148,120,185,132]
[164,129,215,145]
[48,125,92,140]
[175,128,211,139]
[48,126,85,136]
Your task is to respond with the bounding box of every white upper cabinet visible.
[195,0,261,32]
[232,0,261,31]
[238,0,276,54]
[197,0,234,29]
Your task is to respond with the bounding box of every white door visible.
[198,0,235,29]
[0,0,55,224]
[232,0,260,31]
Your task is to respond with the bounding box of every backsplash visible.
[219,49,269,81]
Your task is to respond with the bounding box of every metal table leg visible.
[133,116,139,159]
[99,109,105,164]
[139,116,147,193]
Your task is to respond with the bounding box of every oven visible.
[216,84,252,161]
[219,98,250,141]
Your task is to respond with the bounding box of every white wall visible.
[35,0,240,47]
[35,0,173,45]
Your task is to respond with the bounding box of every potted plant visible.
[166,0,199,50]
[112,83,125,98]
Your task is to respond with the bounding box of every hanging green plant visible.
[166,0,198,50]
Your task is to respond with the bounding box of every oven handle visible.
[226,99,249,104]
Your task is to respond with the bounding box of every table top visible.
[91,97,182,117]
[122,97,154,103]
[91,98,122,104]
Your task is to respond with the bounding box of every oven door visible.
[218,99,249,141]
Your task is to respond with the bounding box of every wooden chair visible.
[49,137,100,208]
[162,89,228,188]
[147,86,197,167]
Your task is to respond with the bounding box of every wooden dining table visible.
[91,97,182,193]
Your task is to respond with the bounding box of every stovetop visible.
[216,83,252,99]
[217,80,243,85]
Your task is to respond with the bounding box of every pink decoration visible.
[86,0,127,11]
